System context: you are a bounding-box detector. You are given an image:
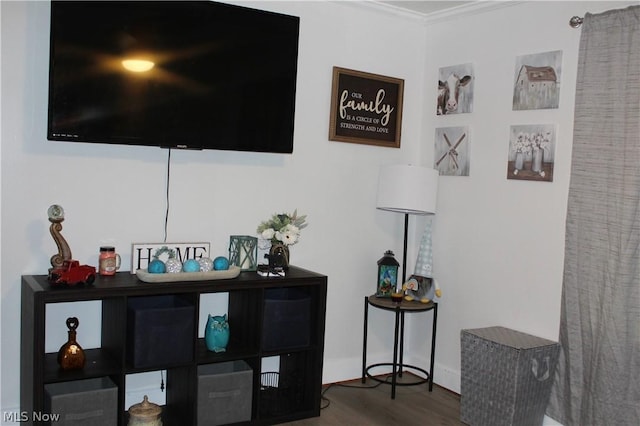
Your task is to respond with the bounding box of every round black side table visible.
[361,295,438,399]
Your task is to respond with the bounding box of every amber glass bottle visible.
[57,317,85,370]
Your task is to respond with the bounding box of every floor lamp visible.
[376,165,439,286]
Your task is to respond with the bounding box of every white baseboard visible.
[543,415,563,425]
[431,362,461,393]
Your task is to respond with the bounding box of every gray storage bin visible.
[460,326,560,426]
[44,377,117,426]
[197,360,253,426]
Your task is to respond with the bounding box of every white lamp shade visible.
[376,165,439,215]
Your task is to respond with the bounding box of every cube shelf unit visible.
[21,266,327,425]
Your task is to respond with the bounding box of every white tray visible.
[136,265,241,283]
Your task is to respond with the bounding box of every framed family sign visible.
[329,67,404,148]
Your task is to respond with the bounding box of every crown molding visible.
[422,1,525,24]
[357,1,525,24]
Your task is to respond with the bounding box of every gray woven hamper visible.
[460,326,560,426]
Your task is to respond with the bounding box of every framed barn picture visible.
[329,67,404,148]
[512,50,562,110]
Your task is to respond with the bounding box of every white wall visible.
[404,0,638,395]
[2,0,636,417]
[0,0,428,412]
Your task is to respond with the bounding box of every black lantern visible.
[376,250,399,298]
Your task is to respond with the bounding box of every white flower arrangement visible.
[514,132,532,154]
[514,131,552,154]
[531,131,552,152]
[257,210,308,246]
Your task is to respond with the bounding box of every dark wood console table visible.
[21,266,327,425]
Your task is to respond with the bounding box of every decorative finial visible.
[48,204,72,269]
[569,16,583,28]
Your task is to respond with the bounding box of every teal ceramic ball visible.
[148,259,166,274]
[183,259,201,272]
[213,256,230,270]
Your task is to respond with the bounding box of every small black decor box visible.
[260,369,305,417]
[126,295,195,368]
[262,288,311,351]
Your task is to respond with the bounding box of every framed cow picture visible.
[437,63,474,115]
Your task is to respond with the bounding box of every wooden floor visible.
[283,374,465,426]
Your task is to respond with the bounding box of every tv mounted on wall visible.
[47,1,300,153]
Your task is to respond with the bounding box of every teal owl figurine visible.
[205,314,230,353]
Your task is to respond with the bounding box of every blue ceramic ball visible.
[148,259,166,274]
[213,256,230,271]
[183,259,201,272]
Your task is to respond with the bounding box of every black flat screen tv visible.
[48,1,299,153]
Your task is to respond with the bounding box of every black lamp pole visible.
[402,213,409,285]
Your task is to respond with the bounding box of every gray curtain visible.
[547,5,640,426]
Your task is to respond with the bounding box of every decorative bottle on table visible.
[57,317,85,370]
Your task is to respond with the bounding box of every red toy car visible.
[48,260,96,286]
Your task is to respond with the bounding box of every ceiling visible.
[377,1,474,16]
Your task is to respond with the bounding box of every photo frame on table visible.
[329,67,404,148]
[131,242,210,273]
